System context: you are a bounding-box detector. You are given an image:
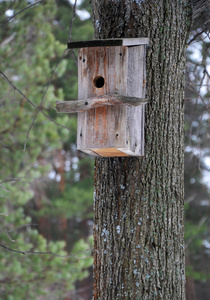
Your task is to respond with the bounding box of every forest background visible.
[0,0,209,299]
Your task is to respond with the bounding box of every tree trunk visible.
[91,1,192,299]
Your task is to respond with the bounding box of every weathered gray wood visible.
[78,149,99,157]
[77,46,128,156]
[67,38,149,49]
[76,45,146,156]
[125,45,147,156]
[122,38,149,46]
[55,95,148,113]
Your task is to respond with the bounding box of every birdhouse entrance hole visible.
[93,75,105,88]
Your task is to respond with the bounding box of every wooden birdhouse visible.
[55,38,149,157]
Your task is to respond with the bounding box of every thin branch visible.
[0,185,9,193]
[0,195,10,200]
[192,0,210,19]
[0,140,9,147]
[187,29,207,45]
[70,49,78,66]
[0,177,28,185]
[187,82,210,112]
[6,232,16,242]
[0,223,38,235]
[0,224,38,243]
[23,0,79,149]
[0,0,46,26]
[68,0,78,65]
[186,216,208,249]
[23,47,69,151]
[68,0,77,43]
[0,0,16,19]
[0,71,70,136]
[1,1,78,151]
[185,194,197,203]
[0,244,92,258]
[192,17,210,40]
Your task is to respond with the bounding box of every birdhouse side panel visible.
[127,45,146,97]
[124,45,146,156]
[125,105,145,156]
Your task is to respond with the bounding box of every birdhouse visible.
[55,38,149,157]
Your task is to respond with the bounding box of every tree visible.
[91,1,193,299]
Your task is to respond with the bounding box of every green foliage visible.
[185,219,207,254]
[34,157,94,219]
[49,180,94,218]
[0,227,93,299]
[0,179,93,299]
[186,265,210,282]
[0,0,94,298]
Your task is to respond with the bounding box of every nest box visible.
[55,38,149,157]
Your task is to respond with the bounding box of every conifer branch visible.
[0,0,47,25]
[0,223,38,235]
[23,48,69,151]
[0,244,92,259]
[0,70,70,139]
[24,0,78,150]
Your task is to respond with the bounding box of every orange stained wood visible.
[91,148,129,157]
[95,106,107,145]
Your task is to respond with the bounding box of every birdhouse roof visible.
[67,38,149,49]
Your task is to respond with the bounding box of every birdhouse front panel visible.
[77,44,147,157]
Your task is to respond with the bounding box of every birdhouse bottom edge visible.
[78,147,143,157]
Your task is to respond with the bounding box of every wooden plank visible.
[77,107,96,150]
[55,95,148,113]
[91,148,129,157]
[126,45,147,156]
[95,106,107,145]
[106,105,126,148]
[77,46,128,151]
[122,38,149,46]
[67,38,149,49]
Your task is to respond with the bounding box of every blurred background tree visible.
[0,0,209,299]
[0,0,94,299]
[185,4,210,299]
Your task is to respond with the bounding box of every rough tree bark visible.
[91,1,192,299]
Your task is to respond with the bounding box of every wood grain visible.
[76,45,147,157]
[55,95,148,113]
[67,38,149,49]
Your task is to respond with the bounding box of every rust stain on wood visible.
[95,106,107,145]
